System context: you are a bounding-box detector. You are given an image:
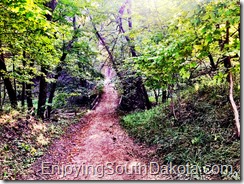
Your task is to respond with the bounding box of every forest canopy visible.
[0,0,240,143]
[0,0,240,180]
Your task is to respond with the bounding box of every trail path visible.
[25,71,168,180]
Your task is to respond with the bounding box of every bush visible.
[53,93,69,109]
[120,84,240,180]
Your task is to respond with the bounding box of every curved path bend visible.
[25,74,168,180]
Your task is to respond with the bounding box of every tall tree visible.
[37,0,58,118]
[0,52,17,108]
[117,0,151,110]
[46,15,79,118]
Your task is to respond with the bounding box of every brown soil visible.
[23,75,169,180]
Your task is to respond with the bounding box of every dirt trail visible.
[25,72,168,180]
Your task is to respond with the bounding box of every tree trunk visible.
[46,64,63,119]
[37,0,58,119]
[13,64,17,98]
[21,82,25,107]
[45,0,58,21]
[162,89,167,103]
[26,60,34,109]
[223,21,240,137]
[0,80,2,110]
[228,71,240,137]
[37,67,48,119]
[21,52,26,107]
[208,53,217,70]
[90,15,122,80]
[26,82,33,109]
[224,56,240,137]
[153,90,158,105]
[141,79,151,109]
[169,84,177,120]
[46,15,77,119]
[2,83,6,108]
[117,1,151,110]
[0,53,17,108]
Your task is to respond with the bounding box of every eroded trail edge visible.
[25,76,167,180]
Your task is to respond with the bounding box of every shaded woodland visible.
[0,0,240,180]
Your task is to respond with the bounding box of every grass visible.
[120,81,240,180]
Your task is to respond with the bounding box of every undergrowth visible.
[0,109,85,180]
[121,82,240,180]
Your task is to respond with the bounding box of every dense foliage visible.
[0,0,103,115]
[0,0,240,180]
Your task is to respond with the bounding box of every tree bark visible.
[13,64,17,98]
[162,90,167,103]
[26,60,34,109]
[37,67,48,119]
[21,52,26,107]
[0,53,17,108]
[208,53,216,70]
[45,0,58,21]
[26,82,33,109]
[223,21,240,137]
[21,82,25,107]
[228,70,240,137]
[89,15,122,80]
[2,82,6,108]
[153,90,158,105]
[46,62,64,119]
[141,79,152,109]
[118,0,137,57]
